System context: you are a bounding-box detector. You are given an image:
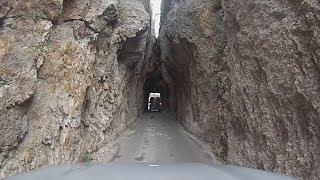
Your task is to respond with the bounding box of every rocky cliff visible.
[0,0,151,177]
[160,0,320,178]
[1,0,320,178]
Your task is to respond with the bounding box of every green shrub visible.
[0,78,6,86]
[82,151,93,163]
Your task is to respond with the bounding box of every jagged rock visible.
[160,0,320,178]
[3,0,318,178]
[102,4,120,25]
[0,0,150,177]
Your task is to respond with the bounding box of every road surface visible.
[113,112,214,164]
[9,113,293,180]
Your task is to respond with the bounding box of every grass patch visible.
[0,78,6,86]
[82,151,93,163]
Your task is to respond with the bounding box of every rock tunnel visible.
[143,71,170,111]
[137,34,170,112]
[0,0,319,179]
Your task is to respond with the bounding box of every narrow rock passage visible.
[113,113,214,164]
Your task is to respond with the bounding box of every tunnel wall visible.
[0,0,151,177]
[160,0,320,178]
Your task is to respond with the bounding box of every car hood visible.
[7,163,293,180]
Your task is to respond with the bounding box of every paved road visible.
[113,112,214,164]
[9,113,293,180]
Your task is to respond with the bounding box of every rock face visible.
[160,0,320,178]
[0,0,150,177]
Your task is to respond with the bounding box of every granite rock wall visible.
[160,0,320,178]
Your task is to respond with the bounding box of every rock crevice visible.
[1,0,320,179]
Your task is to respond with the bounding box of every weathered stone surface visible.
[2,0,318,178]
[0,0,150,177]
[160,0,320,178]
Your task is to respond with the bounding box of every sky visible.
[150,0,162,37]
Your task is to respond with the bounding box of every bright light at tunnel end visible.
[150,0,162,38]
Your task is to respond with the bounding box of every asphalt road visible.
[113,112,214,164]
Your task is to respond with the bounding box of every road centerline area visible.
[113,113,215,164]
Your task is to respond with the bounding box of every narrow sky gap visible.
[150,0,162,37]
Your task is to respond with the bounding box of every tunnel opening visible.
[143,70,170,112]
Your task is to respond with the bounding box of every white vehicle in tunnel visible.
[148,93,161,112]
